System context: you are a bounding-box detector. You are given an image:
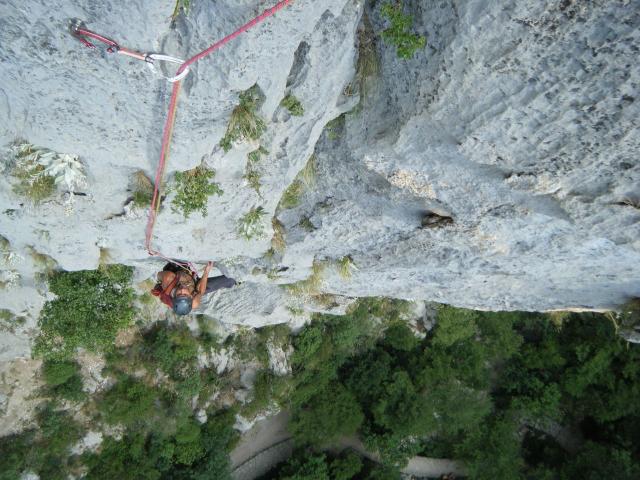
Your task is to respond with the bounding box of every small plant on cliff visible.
[284,260,326,297]
[131,170,154,208]
[336,255,356,280]
[280,94,304,116]
[380,2,426,59]
[8,142,87,210]
[279,181,303,210]
[237,206,267,240]
[9,143,56,203]
[219,85,266,152]
[243,146,269,195]
[171,165,223,218]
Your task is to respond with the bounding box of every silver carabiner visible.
[146,54,190,83]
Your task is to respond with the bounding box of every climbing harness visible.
[70,0,294,267]
[69,19,190,82]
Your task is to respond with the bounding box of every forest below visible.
[1,266,639,479]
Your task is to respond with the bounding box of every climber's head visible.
[173,295,193,316]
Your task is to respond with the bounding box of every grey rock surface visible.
[0,0,639,360]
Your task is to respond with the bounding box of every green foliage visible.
[281,94,304,116]
[280,180,303,209]
[248,146,269,164]
[383,322,419,351]
[243,146,268,196]
[171,165,223,218]
[299,216,315,232]
[0,308,26,333]
[0,430,38,480]
[133,189,153,208]
[325,115,345,140]
[336,255,355,280]
[237,205,267,240]
[37,403,83,480]
[131,170,154,208]
[432,305,478,347]
[560,442,640,480]
[330,452,363,480]
[362,430,422,468]
[34,264,135,360]
[173,418,204,465]
[85,409,237,480]
[99,376,158,427]
[379,3,426,59]
[270,449,393,480]
[42,359,86,402]
[243,168,262,195]
[0,403,84,480]
[144,323,199,379]
[456,417,524,480]
[280,452,330,480]
[290,382,364,446]
[284,260,327,298]
[242,370,293,418]
[220,85,266,152]
[11,144,56,203]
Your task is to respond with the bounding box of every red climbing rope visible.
[144,0,294,261]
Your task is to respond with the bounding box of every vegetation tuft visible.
[380,2,426,59]
[130,170,154,208]
[242,147,267,196]
[284,260,326,297]
[237,206,267,240]
[336,255,355,280]
[279,180,303,210]
[219,85,266,152]
[10,143,56,203]
[280,94,305,116]
[171,165,223,218]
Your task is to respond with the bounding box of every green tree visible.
[42,359,86,401]
[34,265,135,360]
[280,453,330,480]
[456,417,524,480]
[83,432,166,480]
[383,322,419,352]
[330,452,363,480]
[432,305,478,347]
[290,383,364,446]
[99,376,158,427]
[561,442,640,480]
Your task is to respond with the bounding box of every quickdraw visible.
[69,19,190,82]
[69,0,294,267]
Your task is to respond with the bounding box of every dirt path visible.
[230,411,293,480]
[230,412,466,480]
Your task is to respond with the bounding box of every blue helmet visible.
[173,295,193,315]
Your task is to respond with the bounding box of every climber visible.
[151,260,236,315]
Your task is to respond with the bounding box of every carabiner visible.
[146,54,191,83]
[69,19,120,53]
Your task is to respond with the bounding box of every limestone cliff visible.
[0,0,639,361]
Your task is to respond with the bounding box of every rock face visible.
[0,0,639,359]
